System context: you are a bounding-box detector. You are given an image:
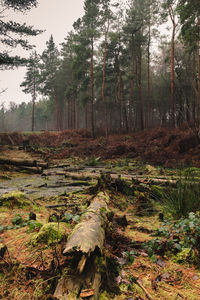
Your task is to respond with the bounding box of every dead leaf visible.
[80,289,95,298]
[156,259,166,268]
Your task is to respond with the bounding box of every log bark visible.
[63,171,178,187]
[0,158,48,169]
[54,192,109,299]
[63,191,108,255]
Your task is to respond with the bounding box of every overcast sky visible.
[0,0,85,108]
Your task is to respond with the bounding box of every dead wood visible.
[63,171,178,187]
[54,192,109,299]
[63,191,108,255]
[136,278,154,300]
[14,166,43,174]
[45,204,67,209]
[0,158,48,169]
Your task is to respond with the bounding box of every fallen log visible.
[0,158,48,169]
[54,191,109,300]
[64,171,178,187]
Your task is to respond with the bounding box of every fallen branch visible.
[64,171,177,187]
[45,204,67,209]
[54,191,109,299]
[0,158,48,169]
[136,278,154,300]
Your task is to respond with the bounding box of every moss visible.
[95,256,106,273]
[172,248,198,264]
[0,174,11,180]
[99,291,110,300]
[31,222,69,246]
[0,191,30,208]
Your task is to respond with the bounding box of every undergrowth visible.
[151,170,200,218]
[143,212,200,265]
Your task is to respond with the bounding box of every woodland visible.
[0,0,200,299]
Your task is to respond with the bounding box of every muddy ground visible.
[0,130,200,299]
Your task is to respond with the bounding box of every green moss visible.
[99,291,110,300]
[0,191,30,208]
[31,222,69,246]
[95,256,106,273]
[172,248,198,264]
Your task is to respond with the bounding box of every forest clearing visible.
[0,129,200,299]
[1,0,200,299]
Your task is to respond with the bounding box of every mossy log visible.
[63,191,108,255]
[54,192,109,300]
[0,158,48,169]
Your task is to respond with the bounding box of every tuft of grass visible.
[160,174,200,219]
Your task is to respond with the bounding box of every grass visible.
[162,177,200,218]
[150,169,200,219]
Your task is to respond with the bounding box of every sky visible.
[0,0,85,108]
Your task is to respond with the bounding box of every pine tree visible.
[20,51,40,131]
[177,0,200,121]
[0,0,42,68]
[39,35,62,131]
[82,0,101,137]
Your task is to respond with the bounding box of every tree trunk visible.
[72,95,76,129]
[118,70,122,131]
[121,77,128,132]
[192,49,197,121]
[128,36,135,131]
[54,88,62,131]
[198,37,200,122]
[102,19,110,138]
[90,37,95,138]
[147,22,151,128]
[115,50,122,131]
[138,50,144,130]
[32,78,36,132]
[168,5,176,128]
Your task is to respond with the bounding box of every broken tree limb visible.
[136,278,154,300]
[63,191,108,255]
[63,171,178,187]
[0,158,48,169]
[45,204,67,209]
[54,192,109,299]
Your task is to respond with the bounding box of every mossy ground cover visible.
[0,149,200,299]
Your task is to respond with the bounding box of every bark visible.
[72,94,76,129]
[147,22,151,128]
[115,50,122,131]
[54,192,109,299]
[32,77,36,132]
[198,37,200,122]
[63,171,179,187]
[168,4,176,128]
[0,158,48,168]
[192,49,197,120]
[138,49,144,130]
[129,35,135,131]
[90,37,95,138]
[102,19,110,138]
[54,88,62,131]
[63,192,108,254]
[121,77,128,132]
[118,70,122,130]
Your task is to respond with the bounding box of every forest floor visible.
[0,129,200,299]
